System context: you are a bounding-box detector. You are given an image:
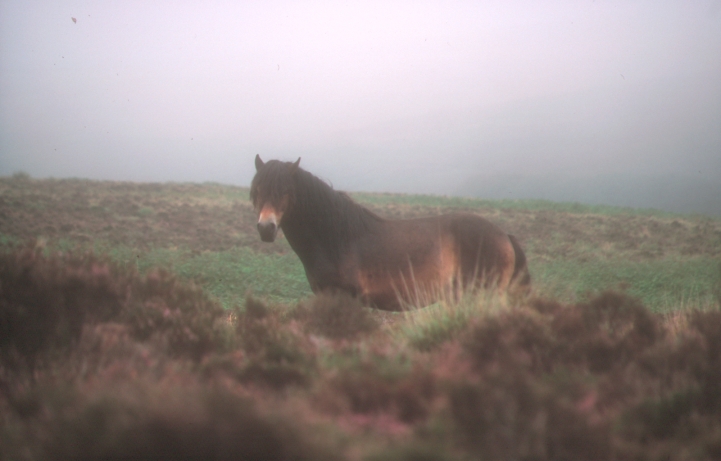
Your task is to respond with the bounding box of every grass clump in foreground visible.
[398,290,508,352]
[3,246,721,460]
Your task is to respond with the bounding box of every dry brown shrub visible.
[230,295,317,390]
[0,244,230,379]
[550,292,663,373]
[462,307,555,374]
[0,246,125,373]
[293,291,380,340]
[34,385,341,461]
[319,361,436,426]
[5,239,721,460]
[451,302,613,460]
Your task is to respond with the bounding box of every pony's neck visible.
[280,171,381,265]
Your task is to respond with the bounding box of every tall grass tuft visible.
[398,289,512,351]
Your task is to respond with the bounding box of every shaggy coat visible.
[251,156,530,310]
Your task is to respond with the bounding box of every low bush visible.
[294,291,380,340]
[0,247,125,373]
[3,243,721,460]
[230,295,317,390]
[318,360,436,425]
[0,245,230,374]
[5,383,341,461]
[443,292,721,460]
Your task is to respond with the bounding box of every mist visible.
[1,1,720,215]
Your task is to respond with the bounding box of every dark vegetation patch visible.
[227,295,318,390]
[11,383,341,461]
[0,245,230,376]
[293,291,381,340]
[2,247,721,459]
[320,360,437,428]
[0,247,339,460]
[440,293,721,460]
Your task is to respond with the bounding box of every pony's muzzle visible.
[257,220,277,242]
[257,204,283,242]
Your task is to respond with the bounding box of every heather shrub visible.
[11,384,341,461]
[0,247,124,373]
[294,291,380,340]
[689,309,721,412]
[612,309,721,460]
[119,268,230,360]
[5,240,721,460]
[365,444,455,461]
[564,292,662,372]
[317,358,436,426]
[0,245,231,375]
[231,295,317,389]
[462,306,555,374]
[448,369,610,461]
[447,370,533,458]
[448,293,721,460]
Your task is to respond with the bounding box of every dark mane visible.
[287,168,383,261]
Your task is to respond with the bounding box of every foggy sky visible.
[1,1,720,211]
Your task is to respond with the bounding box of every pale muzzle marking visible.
[257,203,281,242]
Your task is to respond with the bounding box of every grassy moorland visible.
[1,175,718,310]
[1,175,721,460]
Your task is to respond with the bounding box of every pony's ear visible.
[290,157,301,175]
[255,154,264,171]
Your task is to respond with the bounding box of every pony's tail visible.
[508,234,531,289]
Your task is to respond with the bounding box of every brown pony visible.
[250,155,530,311]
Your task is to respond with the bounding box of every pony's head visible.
[250,155,300,242]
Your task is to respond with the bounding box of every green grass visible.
[531,257,721,312]
[173,248,310,307]
[103,240,720,313]
[2,176,719,314]
[96,244,311,308]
